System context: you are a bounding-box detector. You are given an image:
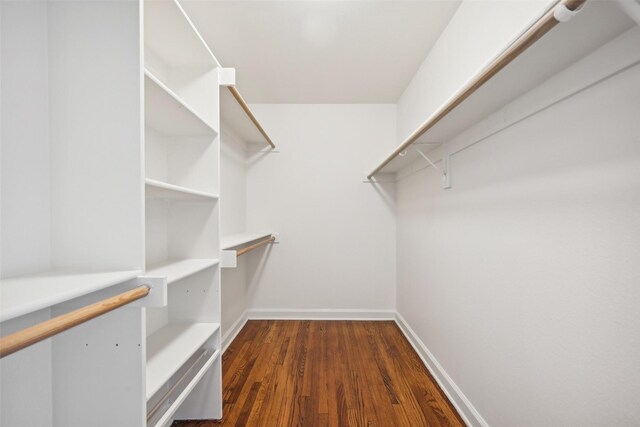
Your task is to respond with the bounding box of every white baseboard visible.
[394,312,488,427]
[246,308,395,321]
[221,310,249,354]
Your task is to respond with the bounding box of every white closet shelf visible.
[145,70,217,137]
[0,270,141,323]
[367,0,632,178]
[221,232,274,250]
[145,178,219,201]
[146,259,219,285]
[144,0,219,70]
[149,349,220,427]
[146,322,220,400]
[220,86,276,149]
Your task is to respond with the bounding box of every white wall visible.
[244,104,397,316]
[1,0,51,278]
[396,0,553,143]
[396,30,640,427]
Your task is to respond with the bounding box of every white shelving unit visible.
[143,0,223,425]
[1,0,226,425]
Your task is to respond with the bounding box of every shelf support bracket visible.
[218,67,236,87]
[443,153,451,189]
[415,147,451,189]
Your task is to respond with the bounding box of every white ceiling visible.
[181,0,462,104]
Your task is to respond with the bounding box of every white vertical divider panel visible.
[0,0,51,278]
[48,0,144,273]
[210,68,223,420]
[0,309,53,427]
[168,202,219,260]
[51,307,146,427]
[168,269,220,323]
[166,135,219,194]
[0,6,54,423]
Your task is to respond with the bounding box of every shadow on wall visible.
[247,149,279,168]
[245,243,275,301]
[367,178,396,215]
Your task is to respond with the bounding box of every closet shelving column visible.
[143,0,222,425]
[1,1,149,425]
[219,79,278,266]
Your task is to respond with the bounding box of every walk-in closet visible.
[1,0,639,425]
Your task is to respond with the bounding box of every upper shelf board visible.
[368,0,634,178]
[144,0,219,70]
[145,70,217,137]
[146,259,219,285]
[145,178,219,201]
[0,270,141,323]
[220,87,276,149]
[221,232,274,250]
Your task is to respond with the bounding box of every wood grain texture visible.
[227,86,276,149]
[173,320,465,427]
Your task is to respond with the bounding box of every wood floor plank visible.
[173,320,465,427]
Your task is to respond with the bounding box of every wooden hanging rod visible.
[367,0,587,179]
[227,86,276,149]
[0,285,150,359]
[236,236,276,257]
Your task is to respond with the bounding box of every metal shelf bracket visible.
[415,147,451,189]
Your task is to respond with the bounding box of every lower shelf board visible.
[221,231,273,250]
[146,322,220,401]
[145,259,219,285]
[147,349,220,427]
[145,178,219,201]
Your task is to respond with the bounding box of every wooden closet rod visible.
[227,86,276,149]
[0,285,150,359]
[236,236,276,257]
[367,0,587,179]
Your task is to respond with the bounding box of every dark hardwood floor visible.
[174,320,465,427]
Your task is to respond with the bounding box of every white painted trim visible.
[247,308,395,321]
[221,311,249,354]
[394,312,489,427]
